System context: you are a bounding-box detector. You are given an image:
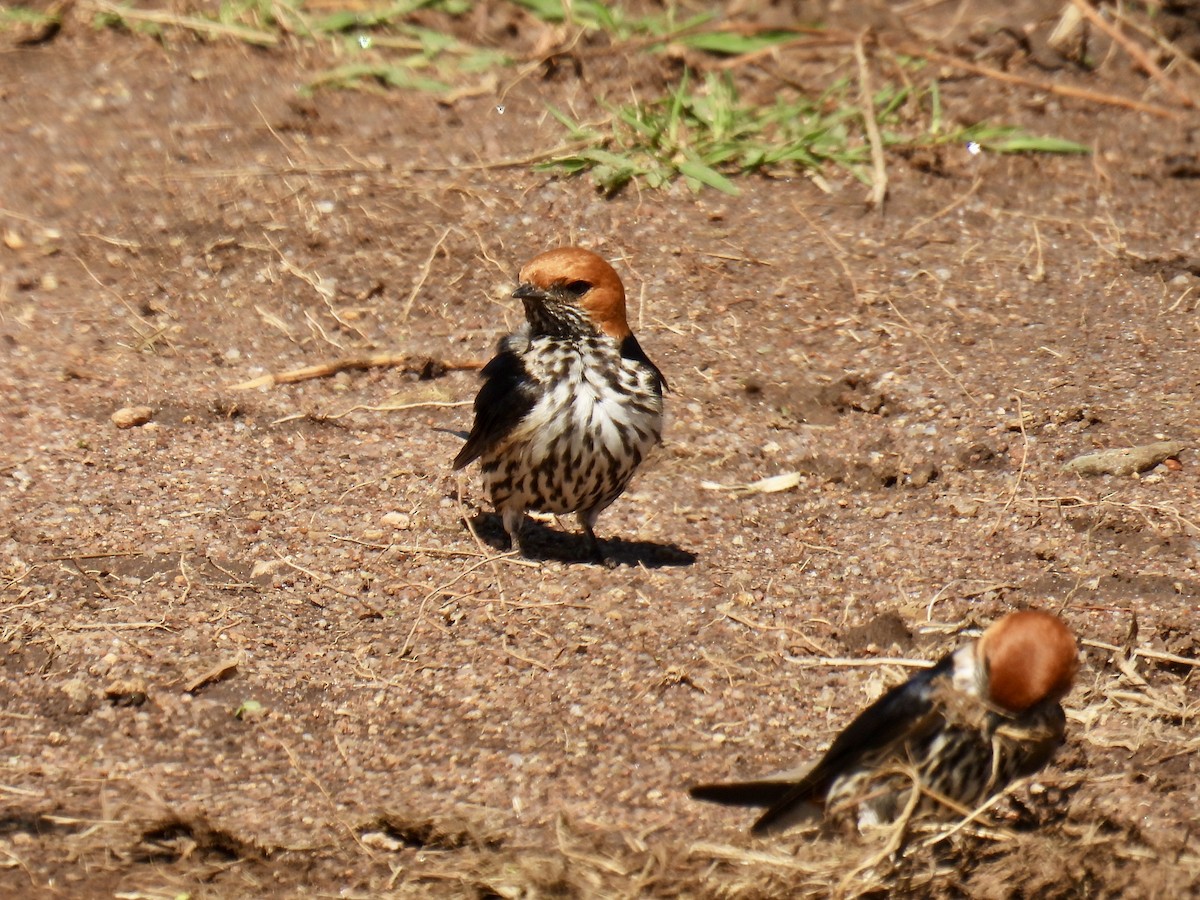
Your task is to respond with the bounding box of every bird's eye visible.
[564,280,591,296]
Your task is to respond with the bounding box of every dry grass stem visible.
[895,43,1184,119]
[267,547,354,603]
[1069,0,1195,108]
[792,202,862,303]
[1081,638,1200,669]
[884,296,978,404]
[900,176,982,241]
[228,354,480,390]
[854,33,888,209]
[402,226,453,322]
[785,655,936,670]
[400,556,505,657]
[999,394,1030,518]
[920,781,1020,848]
[271,399,470,426]
[1112,5,1200,81]
[264,729,376,858]
[688,840,821,870]
[700,472,804,495]
[837,771,921,894]
[85,0,279,45]
[720,608,833,655]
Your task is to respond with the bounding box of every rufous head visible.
[979,610,1079,713]
[514,247,632,340]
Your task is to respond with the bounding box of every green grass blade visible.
[980,134,1091,154]
[677,159,740,195]
[679,30,800,55]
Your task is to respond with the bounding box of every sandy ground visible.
[1,2,1199,896]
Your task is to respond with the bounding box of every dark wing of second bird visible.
[690,653,956,835]
[452,345,536,470]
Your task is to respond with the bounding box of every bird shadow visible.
[466,513,696,568]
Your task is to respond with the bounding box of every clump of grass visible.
[543,72,864,196]
[542,71,1089,196]
[90,0,502,91]
[311,22,509,93]
[78,1,1090,192]
[0,5,61,31]
[509,0,711,41]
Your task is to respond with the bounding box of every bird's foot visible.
[582,528,617,568]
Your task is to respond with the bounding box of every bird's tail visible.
[689,777,825,835]
[688,780,796,808]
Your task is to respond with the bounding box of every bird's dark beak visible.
[512,282,547,302]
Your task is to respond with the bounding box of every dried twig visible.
[267,547,352,604]
[920,780,1022,847]
[227,354,480,391]
[183,657,241,693]
[838,770,921,892]
[402,226,453,322]
[271,399,470,426]
[884,296,978,404]
[85,0,278,45]
[700,472,803,495]
[401,556,506,658]
[784,654,936,669]
[900,176,982,241]
[262,729,376,857]
[896,43,1183,119]
[1069,0,1194,108]
[1111,4,1200,81]
[791,202,862,304]
[854,32,888,209]
[1082,638,1200,669]
[1001,394,1030,515]
[719,608,833,655]
[688,841,821,871]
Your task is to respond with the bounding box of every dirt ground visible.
[2,1,1199,897]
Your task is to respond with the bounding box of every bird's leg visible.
[577,512,614,567]
[502,508,527,556]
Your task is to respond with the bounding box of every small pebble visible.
[381,511,411,529]
[104,678,148,707]
[112,406,154,429]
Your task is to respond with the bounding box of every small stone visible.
[381,511,411,529]
[59,679,95,715]
[908,461,937,488]
[40,273,58,291]
[1063,440,1186,477]
[112,406,154,429]
[948,498,980,518]
[360,831,404,852]
[104,678,148,707]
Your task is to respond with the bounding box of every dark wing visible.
[749,653,954,834]
[452,348,536,470]
[620,334,668,393]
